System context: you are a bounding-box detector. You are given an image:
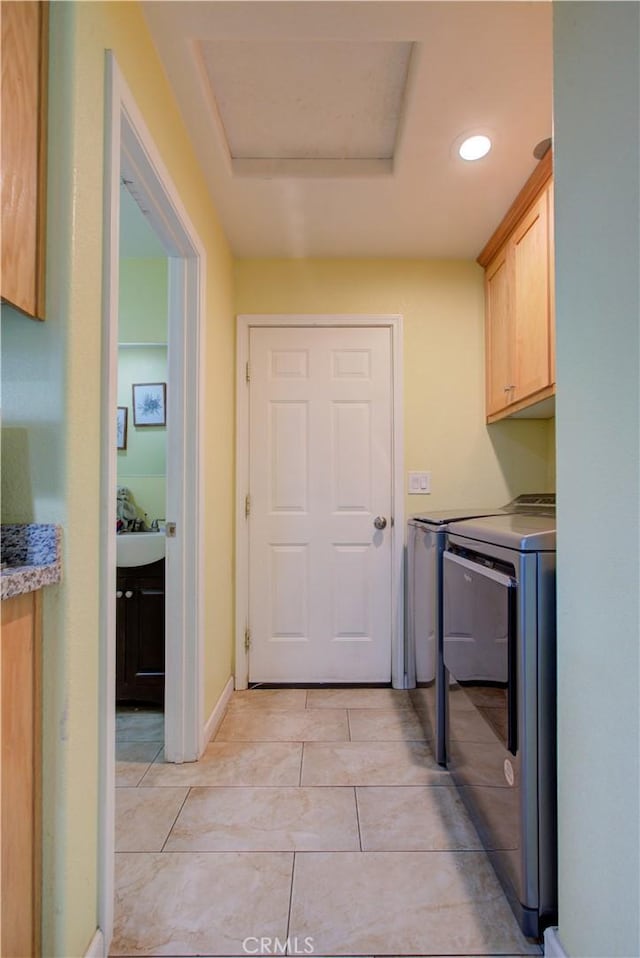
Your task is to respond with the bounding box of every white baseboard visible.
[201,675,234,752]
[84,928,105,958]
[544,926,569,957]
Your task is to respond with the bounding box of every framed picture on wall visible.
[117,406,128,449]
[132,382,167,426]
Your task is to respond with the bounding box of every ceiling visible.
[141,1,553,260]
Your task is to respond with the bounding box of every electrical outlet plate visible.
[408,471,432,494]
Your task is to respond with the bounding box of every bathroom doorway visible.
[115,184,168,762]
[116,186,171,712]
[99,54,205,951]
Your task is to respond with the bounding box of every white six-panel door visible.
[248,326,393,683]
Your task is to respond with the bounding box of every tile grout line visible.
[354,785,364,852]
[159,785,192,853]
[131,744,164,789]
[284,851,297,954]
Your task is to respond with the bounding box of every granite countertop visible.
[1,524,62,599]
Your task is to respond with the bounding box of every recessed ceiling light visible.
[458,134,492,161]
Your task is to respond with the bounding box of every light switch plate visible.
[408,471,431,494]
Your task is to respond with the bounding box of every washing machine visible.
[406,505,511,765]
[406,494,554,766]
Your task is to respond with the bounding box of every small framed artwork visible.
[132,382,166,426]
[117,406,128,450]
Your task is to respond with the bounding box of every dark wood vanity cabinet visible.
[116,559,165,705]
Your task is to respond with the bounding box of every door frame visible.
[235,314,405,690]
[100,53,205,949]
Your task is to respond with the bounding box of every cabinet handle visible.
[125,590,134,599]
[116,590,123,599]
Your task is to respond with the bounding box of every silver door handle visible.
[373,516,387,530]
[125,590,134,599]
[116,590,123,599]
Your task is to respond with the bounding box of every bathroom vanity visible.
[116,558,165,705]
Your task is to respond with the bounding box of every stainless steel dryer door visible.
[443,549,517,754]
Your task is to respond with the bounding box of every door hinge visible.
[245,493,251,518]
[246,361,250,383]
[244,627,251,651]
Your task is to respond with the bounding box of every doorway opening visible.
[99,53,205,952]
[115,183,168,746]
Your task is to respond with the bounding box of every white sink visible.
[116,531,165,567]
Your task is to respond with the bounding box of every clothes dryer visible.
[442,506,557,938]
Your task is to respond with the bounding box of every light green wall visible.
[119,257,168,343]
[117,346,167,521]
[235,259,555,517]
[117,257,169,521]
[1,2,235,954]
[554,4,639,956]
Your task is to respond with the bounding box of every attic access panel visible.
[198,39,413,175]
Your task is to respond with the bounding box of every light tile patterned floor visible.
[112,690,542,957]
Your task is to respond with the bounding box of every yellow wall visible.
[2,2,235,954]
[235,259,554,516]
[546,417,556,490]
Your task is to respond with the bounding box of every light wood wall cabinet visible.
[1,591,42,957]
[478,150,554,422]
[1,0,48,319]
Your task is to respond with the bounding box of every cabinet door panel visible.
[512,190,551,401]
[485,248,512,415]
[547,181,556,386]
[132,587,165,678]
[116,582,128,693]
[116,562,165,705]
[1,591,41,958]
[1,1,47,317]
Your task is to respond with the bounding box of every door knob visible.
[125,590,134,599]
[373,516,387,530]
[116,590,123,599]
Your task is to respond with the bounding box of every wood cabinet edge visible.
[486,384,556,424]
[477,149,552,268]
[35,0,49,320]
[32,589,42,958]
